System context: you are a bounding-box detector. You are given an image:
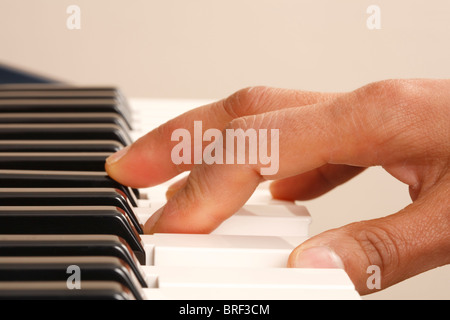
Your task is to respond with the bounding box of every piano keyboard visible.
[0,84,360,300]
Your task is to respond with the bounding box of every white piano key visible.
[143,286,361,300]
[211,204,311,237]
[136,199,152,207]
[141,266,360,300]
[143,266,353,290]
[135,200,311,237]
[141,233,307,267]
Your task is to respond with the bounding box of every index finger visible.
[105,87,341,188]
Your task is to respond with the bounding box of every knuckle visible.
[352,223,403,276]
[359,79,398,98]
[222,86,271,119]
[227,114,258,131]
[356,79,425,115]
[358,79,416,101]
[226,110,277,132]
[341,79,432,157]
[222,114,269,179]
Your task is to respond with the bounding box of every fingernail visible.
[106,145,130,165]
[289,246,344,269]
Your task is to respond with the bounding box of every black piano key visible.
[0,235,147,287]
[0,88,124,100]
[0,84,121,93]
[0,98,132,129]
[0,152,111,171]
[0,188,143,234]
[0,124,132,146]
[0,206,145,263]
[0,170,140,206]
[0,281,136,300]
[0,141,123,153]
[0,84,129,108]
[0,256,145,300]
[0,113,129,131]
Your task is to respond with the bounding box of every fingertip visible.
[106,145,131,166]
[104,141,172,188]
[269,179,305,201]
[269,180,289,200]
[104,145,142,187]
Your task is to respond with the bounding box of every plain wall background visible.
[0,0,449,299]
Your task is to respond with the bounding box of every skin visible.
[106,79,450,295]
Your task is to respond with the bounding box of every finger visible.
[145,80,445,234]
[287,175,450,295]
[146,163,262,233]
[105,87,342,188]
[270,164,366,201]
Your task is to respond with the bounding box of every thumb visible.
[287,178,450,295]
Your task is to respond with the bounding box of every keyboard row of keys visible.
[0,85,148,299]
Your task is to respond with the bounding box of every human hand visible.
[105,79,450,295]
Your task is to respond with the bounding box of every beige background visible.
[0,0,449,299]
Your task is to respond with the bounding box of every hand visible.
[105,79,450,295]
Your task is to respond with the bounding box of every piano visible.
[0,83,360,300]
